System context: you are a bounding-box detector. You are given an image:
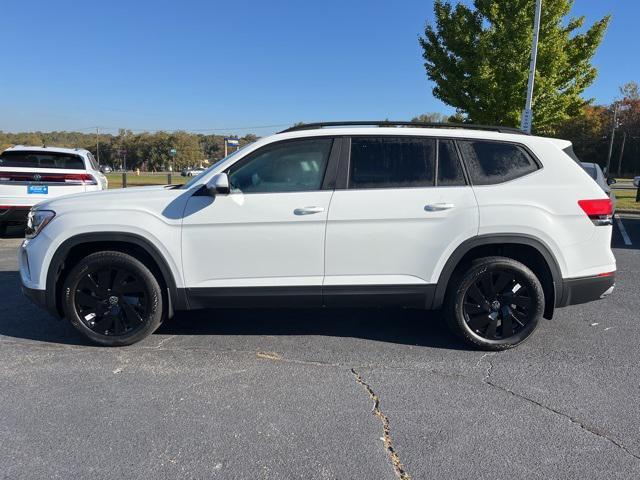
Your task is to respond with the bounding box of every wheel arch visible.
[432,234,563,319]
[45,232,188,318]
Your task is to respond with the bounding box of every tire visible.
[444,256,544,351]
[0,223,6,237]
[62,251,165,346]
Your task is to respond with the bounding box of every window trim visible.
[223,136,338,195]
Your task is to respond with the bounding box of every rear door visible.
[323,136,479,306]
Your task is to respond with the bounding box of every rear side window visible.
[350,137,435,189]
[0,151,85,170]
[438,140,466,186]
[87,152,99,170]
[458,141,538,185]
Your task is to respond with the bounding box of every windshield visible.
[180,144,253,189]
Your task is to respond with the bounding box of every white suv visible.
[19,122,616,350]
[0,146,107,234]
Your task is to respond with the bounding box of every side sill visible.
[183,284,435,310]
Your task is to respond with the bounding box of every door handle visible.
[424,203,455,212]
[294,206,325,215]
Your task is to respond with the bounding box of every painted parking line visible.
[616,216,632,246]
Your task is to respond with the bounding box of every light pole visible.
[520,0,542,134]
[95,127,100,165]
[605,103,619,175]
[168,148,177,184]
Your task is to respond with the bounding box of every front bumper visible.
[557,272,615,307]
[22,284,47,309]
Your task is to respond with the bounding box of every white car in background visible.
[581,162,617,214]
[0,146,107,234]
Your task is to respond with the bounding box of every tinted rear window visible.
[350,137,435,189]
[438,140,466,186]
[0,151,85,170]
[458,141,538,185]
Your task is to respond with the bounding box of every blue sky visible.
[0,0,635,135]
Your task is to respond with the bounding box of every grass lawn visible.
[107,173,188,189]
[614,188,640,212]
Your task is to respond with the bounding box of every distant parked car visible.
[187,168,205,177]
[0,145,107,234]
[100,165,112,174]
[581,162,617,214]
[634,176,640,188]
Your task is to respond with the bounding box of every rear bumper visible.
[557,272,615,307]
[0,206,31,224]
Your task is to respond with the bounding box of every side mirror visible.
[607,177,617,186]
[206,172,230,196]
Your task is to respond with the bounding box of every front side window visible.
[458,140,538,185]
[349,137,435,189]
[228,138,332,193]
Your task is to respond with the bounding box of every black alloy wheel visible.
[63,251,164,346]
[74,267,149,336]
[445,256,544,350]
[463,270,532,341]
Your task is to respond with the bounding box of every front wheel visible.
[62,251,165,346]
[445,256,544,351]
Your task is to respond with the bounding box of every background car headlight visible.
[25,209,55,239]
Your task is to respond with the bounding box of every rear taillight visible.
[0,172,97,185]
[61,173,97,185]
[578,199,613,226]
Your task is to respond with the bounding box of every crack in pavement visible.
[351,368,411,480]
[481,357,640,462]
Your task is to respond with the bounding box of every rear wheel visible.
[62,251,165,346]
[445,256,544,350]
[0,223,6,237]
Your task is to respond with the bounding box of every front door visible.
[181,137,336,307]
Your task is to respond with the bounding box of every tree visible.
[556,105,609,164]
[419,0,610,134]
[411,113,448,123]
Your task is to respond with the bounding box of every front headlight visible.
[25,209,55,239]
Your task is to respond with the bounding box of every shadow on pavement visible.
[0,269,464,350]
[158,307,466,350]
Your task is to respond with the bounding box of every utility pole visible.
[520,0,542,134]
[95,127,100,165]
[616,130,627,177]
[605,103,619,175]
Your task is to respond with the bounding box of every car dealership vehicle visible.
[19,122,616,349]
[0,146,107,234]
[581,162,617,213]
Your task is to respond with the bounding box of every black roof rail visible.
[279,121,527,135]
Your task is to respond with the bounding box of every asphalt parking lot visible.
[1,218,640,479]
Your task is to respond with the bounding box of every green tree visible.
[411,113,448,123]
[419,0,610,134]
